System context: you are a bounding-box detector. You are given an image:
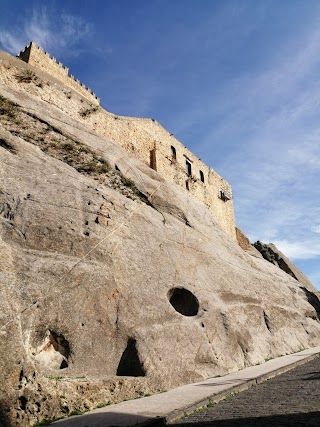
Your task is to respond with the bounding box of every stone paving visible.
[171,357,320,427]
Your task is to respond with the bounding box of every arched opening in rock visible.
[168,287,199,316]
[34,330,71,370]
[116,337,145,377]
[48,331,70,362]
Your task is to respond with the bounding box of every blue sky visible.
[1,0,319,289]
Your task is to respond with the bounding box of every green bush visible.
[15,69,38,84]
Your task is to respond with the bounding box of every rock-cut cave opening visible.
[116,337,146,377]
[34,330,71,370]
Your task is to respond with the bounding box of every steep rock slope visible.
[1,63,320,426]
[254,241,318,294]
[236,228,318,294]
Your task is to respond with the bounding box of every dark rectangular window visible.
[199,170,204,183]
[186,159,192,176]
[171,145,176,160]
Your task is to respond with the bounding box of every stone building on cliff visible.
[17,41,236,239]
[1,41,320,427]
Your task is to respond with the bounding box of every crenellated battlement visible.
[17,41,99,105]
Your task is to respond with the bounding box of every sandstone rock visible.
[1,57,320,427]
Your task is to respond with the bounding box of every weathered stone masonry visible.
[15,42,236,239]
[17,41,100,105]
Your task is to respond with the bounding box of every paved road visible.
[171,357,320,427]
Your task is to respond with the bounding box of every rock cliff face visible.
[1,54,320,427]
[253,241,318,294]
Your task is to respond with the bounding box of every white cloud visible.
[0,32,25,54]
[0,6,92,58]
[180,18,320,271]
[311,225,320,233]
[272,240,320,260]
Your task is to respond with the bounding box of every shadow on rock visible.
[0,400,11,427]
[301,287,320,320]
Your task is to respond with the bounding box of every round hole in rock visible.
[168,287,199,316]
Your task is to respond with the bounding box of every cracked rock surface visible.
[1,53,320,426]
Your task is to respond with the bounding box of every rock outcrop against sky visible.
[253,241,318,294]
[1,52,320,426]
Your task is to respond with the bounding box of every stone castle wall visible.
[3,45,236,239]
[135,118,236,239]
[79,110,236,239]
[236,227,252,250]
[17,42,100,105]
